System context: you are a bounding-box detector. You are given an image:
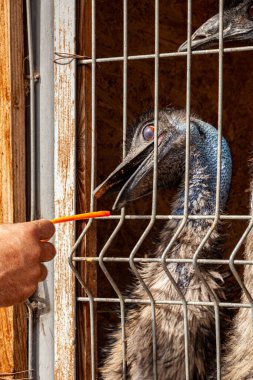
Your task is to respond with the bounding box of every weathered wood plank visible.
[76,1,98,378]
[10,1,26,225]
[0,0,13,224]
[0,0,27,375]
[54,1,76,379]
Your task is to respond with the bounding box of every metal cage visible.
[28,0,253,379]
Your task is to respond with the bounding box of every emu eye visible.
[143,124,155,141]
[248,3,253,19]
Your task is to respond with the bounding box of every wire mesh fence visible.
[68,1,253,379]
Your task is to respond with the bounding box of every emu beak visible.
[94,141,155,210]
[94,132,168,210]
[178,6,253,52]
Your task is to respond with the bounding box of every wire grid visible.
[69,1,253,379]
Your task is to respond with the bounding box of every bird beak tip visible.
[93,187,104,199]
[178,41,188,52]
[112,203,120,212]
[112,196,126,211]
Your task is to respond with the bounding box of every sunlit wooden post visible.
[0,0,27,374]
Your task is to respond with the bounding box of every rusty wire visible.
[54,52,90,65]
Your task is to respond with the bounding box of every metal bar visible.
[85,0,96,376]
[77,298,253,309]
[26,0,36,221]
[26,301,34,380]
[192,2,225,378]
[213,1,224,375]
[182,1,192,375]
[68,1,97,378]
[96,11,129,367]
[78,45,253,64]
[126,2,160,377]
[90,0,96,212]
[118,0,128,375]
[31,0,55,378]
[91,3,130,377]
[68,223,95,377]
[161,2,193,378]
[78,214,252,220]
[151,1,159,377]
[26,1,36,376]
[123,0,128,160]
[229,220,253,310]
[97,217,127,376]
[72,257,253,265]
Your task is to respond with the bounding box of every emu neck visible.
[156,136,231,262]
[174,150,217,217]
[174,122,232,216]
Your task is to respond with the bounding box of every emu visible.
[179,2,253,379]
[178,0,253,52]
[94,108,232,379]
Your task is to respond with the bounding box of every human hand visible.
[0,219,56,307]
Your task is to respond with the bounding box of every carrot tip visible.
[51,211,111,224]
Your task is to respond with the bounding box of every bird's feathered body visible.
[95,109,232,379]
[179,4,253,378]
[221,223,253,380]
[220,171,253,380]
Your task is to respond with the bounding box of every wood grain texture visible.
[54,1,76,379]
[0,0,27,377]
[76,1,98,378]
[0,0,13,224]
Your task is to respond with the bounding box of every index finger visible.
[32,219,55,240]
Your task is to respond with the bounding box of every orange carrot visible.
[51,211,110,224]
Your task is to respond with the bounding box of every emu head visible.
[178,0,253,51]
[93,108,233,211]
[94,109,190,210]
